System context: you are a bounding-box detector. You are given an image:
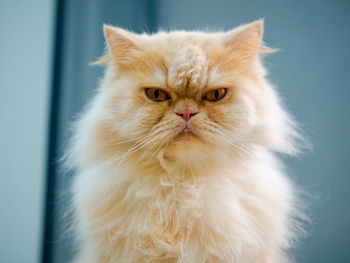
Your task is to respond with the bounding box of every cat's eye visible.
[203,88,227,102]
[145,88,170,102]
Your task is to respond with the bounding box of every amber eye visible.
[203,88,227,102]
[145,88,170,102]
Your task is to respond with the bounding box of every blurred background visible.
[1,0,349,262]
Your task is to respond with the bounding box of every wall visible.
[42,1,157,262]
[156,1,350,262]
[0,0,54,262]
[7,0,348,262]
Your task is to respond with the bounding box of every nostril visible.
[175,110,198,122]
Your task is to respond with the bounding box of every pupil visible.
[154,90,159,98]
[215,89,219,99]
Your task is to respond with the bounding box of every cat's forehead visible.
[167,44,208,93]
[152,32,222,93]
[117,31,233,94]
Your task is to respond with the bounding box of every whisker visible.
[200,120,254,160]
[108,130,154,145]
[109,121,174,169]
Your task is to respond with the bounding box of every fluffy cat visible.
[69,20,305,263]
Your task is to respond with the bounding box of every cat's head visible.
[85,20,301,172]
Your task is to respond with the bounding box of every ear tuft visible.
[224,19,270,56]
[103,24,140,58]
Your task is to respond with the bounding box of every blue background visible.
[48,0,350,262]
[1,1,349,262]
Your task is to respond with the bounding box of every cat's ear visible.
[103,25,140,58]
[223,20,268,56]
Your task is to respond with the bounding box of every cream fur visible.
[69,20,305,263]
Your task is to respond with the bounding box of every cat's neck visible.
[114,147,259,184]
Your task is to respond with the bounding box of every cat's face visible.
[93,21,294,170]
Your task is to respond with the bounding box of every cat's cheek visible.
[224,93,258,130]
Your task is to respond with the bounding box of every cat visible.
[68,20,306,263]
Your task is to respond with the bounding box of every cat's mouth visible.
[177,124,196,137]
[182,127,192,133]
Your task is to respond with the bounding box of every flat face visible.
[95,25,283,169]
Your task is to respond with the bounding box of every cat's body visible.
[70,21,304,263]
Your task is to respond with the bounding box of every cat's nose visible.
[175,109,198,122]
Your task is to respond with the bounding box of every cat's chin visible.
[155,133,219,173]
[175,130,198,140]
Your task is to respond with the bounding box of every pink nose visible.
[175,109,198,122]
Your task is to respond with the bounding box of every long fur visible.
[68,21,307,263]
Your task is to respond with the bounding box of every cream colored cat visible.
[69,20,305,263]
